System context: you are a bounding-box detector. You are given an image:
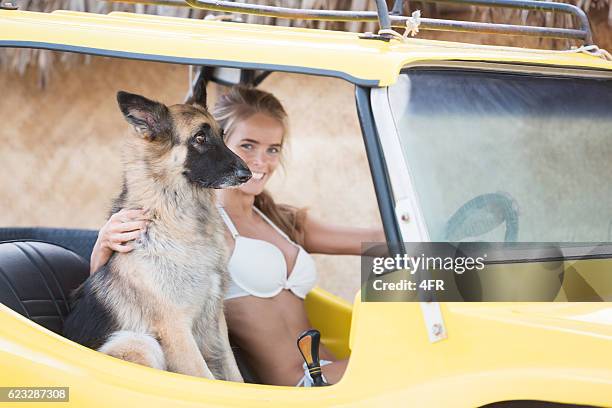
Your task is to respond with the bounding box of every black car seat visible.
[0,228,99,261]
[0,241,89,334]
[0,239,260,383]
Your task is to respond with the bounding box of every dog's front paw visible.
[229,372,244,383]
[225,365,244,383]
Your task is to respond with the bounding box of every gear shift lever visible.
[297,329,329,386]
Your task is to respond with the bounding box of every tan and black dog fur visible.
[63,83,250,381]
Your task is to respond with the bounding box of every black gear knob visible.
[297,329,329,386]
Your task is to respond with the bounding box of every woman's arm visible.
[301,213,385,256]
[89,209,150,274]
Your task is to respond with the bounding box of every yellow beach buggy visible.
[0,0,611,406]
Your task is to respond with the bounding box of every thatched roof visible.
[1,0,610,86]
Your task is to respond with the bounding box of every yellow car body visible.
[1,7,612,407]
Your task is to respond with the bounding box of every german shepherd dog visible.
[63,83,249,382]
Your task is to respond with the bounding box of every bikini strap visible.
[252,206,291,241]
[217,207,239,238]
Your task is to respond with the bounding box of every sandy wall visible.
[0,57,379,301]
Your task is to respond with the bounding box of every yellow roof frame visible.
[1,9,612,87]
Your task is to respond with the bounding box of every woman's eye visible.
[268,147,280,154]
[240,143,253,150]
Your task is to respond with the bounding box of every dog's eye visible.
[195,135,206,144]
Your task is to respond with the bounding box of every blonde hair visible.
[213,86,307,245]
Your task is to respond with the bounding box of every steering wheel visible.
[444,192,519,242]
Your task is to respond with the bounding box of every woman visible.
[90,86,384,386]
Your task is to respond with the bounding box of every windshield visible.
[388,69,612,242]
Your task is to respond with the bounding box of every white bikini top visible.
[217,206,317,300]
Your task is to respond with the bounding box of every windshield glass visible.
[388,69,612,242]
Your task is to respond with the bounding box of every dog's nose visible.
[236,168,252,183]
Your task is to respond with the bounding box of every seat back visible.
[0,241,89,334]
[0,228,98,261]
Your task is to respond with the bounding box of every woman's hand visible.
[90,209,150,274]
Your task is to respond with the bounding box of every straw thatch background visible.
[1,0,611,301]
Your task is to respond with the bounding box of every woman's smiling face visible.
[224,112,284,196]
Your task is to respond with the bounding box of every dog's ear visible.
[117,91,172,140]
[185,68,211,111]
